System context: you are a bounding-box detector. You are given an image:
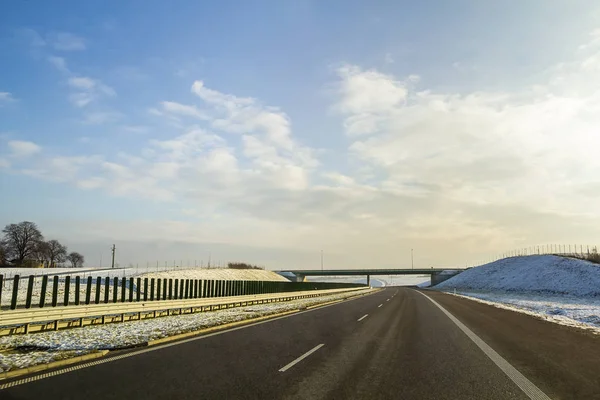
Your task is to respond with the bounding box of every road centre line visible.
[357,314,368,322]
[416,291,551,400]
[378,304,383,308]
[279,344,325,372]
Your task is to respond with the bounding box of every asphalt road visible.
[1,288,599,400]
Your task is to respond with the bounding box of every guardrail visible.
[0,287,370,336]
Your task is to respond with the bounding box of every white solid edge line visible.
[415,291,551,400]
[357,314,368,322]
[0,290,378,391]
[279,344,325,372]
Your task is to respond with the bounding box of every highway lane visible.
[1,287,598,399]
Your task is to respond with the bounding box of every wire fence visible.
[469,244,600,268]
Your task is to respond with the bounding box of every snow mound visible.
[434,255,600,296]
[140,268,290,282]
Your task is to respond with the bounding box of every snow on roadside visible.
[433,255,600,332]
[447,291,600,335]
[0,289,371,372]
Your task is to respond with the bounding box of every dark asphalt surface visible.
[1,288,598,400]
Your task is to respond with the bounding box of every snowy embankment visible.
[0,289,370,373]
[434,255,600,332]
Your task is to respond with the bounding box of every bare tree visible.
[33,241,50,267]
[67,252,85,268]
[2,221,44,266]
[43,240,68,268]
[0,241,7,266]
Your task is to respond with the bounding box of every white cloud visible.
[8,140,41,157]
[48,32,86,51]
[81,111,122,125]
[67,76,115,108]
[48,56,69,73]
[0,158,10,168]
[160,101,208,120]
[333,37,600,218]
[0,92,16,105]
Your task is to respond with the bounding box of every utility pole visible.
[111,244,116,269]
[320,250,323,271]
[411,248,414,270]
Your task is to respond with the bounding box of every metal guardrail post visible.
[75,276,80,306]
[63,276,70,306]
[52,276,59,307]
[25,275,34,309]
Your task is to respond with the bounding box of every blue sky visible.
[2,1,600,268]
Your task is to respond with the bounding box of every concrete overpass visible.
[276,268,463,286]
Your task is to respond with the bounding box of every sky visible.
[1,1,600,270]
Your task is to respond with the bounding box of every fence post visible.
[10,275,20,310]
[85,276,92,305]
[184,279,189,299]
[0,274,3,308]
[94,277,101,304]
[136,278,141,302]
[39,275,48,308]
[121,278,126,303]
[180,279,185,299]
[127,278,133,302]
[156,278,162,301]
[25,275,34,309]
[113,277,119,303]
[143,278,148,301]
[63,276,71,306]
[173,279,179,300]
[75,276,80,305]
[150,278,155,301]
[163,278,167,300]
[168,279,173,300]
[51,276,59,307]
[104,276,110,304]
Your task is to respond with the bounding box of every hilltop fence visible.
[0,274,365,311]
[470,244,600,267]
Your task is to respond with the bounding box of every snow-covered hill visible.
[434,255,600,332]
[434,255,600,296]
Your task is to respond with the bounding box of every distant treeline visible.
[227,262,264,270]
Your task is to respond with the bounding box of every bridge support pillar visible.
[430,271,461,286]
[366,275,370,287]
